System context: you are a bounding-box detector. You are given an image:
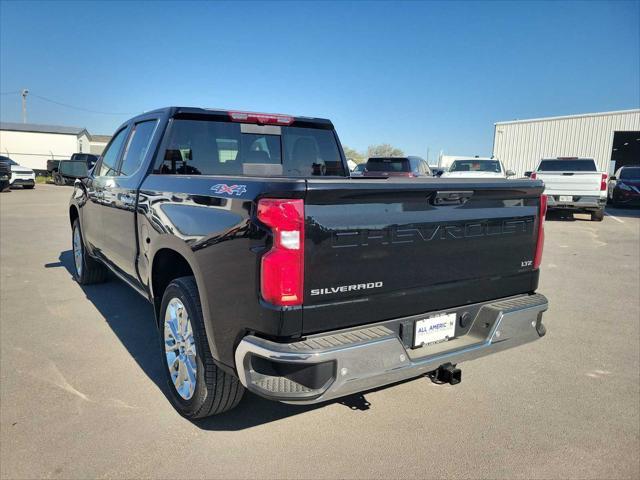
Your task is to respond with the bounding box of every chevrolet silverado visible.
[69,107,549,418]
[529,157,607,221]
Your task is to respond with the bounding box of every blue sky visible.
[1,0,638,161]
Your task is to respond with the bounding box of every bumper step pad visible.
[235,294,548,404]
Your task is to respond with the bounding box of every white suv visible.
[0,156,36,189]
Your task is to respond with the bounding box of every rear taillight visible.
[600,173,608,191]
[533,194,547,269]
[530,172,537,180]
[257,198,304,306]
[229,111,294,125]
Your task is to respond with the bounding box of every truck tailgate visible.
[302,178,544,334]
[538,172,602,195]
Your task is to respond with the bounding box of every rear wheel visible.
[160,276,244,418]
[591,208,604,222]
[72,219,107,284]
[54,173,64,185]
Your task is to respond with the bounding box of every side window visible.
[119,120,158,176]
[98,128,128,177]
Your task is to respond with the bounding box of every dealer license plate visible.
[414,313,456,347]
[559,195,573,202]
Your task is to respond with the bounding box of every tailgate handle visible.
[432,190,474,205]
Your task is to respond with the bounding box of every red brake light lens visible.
[229,111,294,125]
[530,172,537,180]
[257,199,304,306]
[533,194,547,269]
[600,173,608,191]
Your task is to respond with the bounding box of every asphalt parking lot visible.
[1,184,639,479]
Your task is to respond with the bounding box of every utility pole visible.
[21,89,29,123]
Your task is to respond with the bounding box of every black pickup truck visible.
[69,107,549,418]
[0,156,11,191]
[49,153,98,181]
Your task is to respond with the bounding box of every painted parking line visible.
[605,212,624,224]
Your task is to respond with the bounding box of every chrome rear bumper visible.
[235,294,548,404]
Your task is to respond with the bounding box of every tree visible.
[366,144,404,158]
[342,146,366,164]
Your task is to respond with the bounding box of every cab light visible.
[229,111,294,125]
[257,198,304,306]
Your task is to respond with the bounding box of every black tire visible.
[159,276,244,418]
[591,208,604,222]
[54,173,63,185]
[71,219,108,284]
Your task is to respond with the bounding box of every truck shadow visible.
[605,206,640,218]
[49,250,386,430]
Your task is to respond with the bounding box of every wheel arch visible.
[69,204,79,228]
[149,245,221,362]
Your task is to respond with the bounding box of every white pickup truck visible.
[528,157,607,221]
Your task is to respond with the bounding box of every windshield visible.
[59,161,88,177]
[353,163,366,172]
[449,160,501,173]
[538,159,597,172]
[155,119,346,177]
[365,158,410,172]
[620,167,640,180]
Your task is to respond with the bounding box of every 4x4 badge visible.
[210,184,247,196]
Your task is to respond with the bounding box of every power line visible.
[0,91,20,95]
[27,92,136,115]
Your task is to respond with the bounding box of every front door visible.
[99,119,159,282]
[82,126,129,255]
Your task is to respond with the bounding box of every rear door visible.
[302,178,544,333]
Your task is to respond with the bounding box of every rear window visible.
[620,167,640,180]
[154,119,345,177]
[449,160,501,173]
[365,158,410,172]
[538,159,597,172]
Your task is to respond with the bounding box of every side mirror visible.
[609,176,616,181]
[524,171,532,178]
[506,170,516,177]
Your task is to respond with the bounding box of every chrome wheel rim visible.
[164,298,197,400]
[73,227,83,277]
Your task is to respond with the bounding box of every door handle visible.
[120,193,136,206]
[431,191,474,206]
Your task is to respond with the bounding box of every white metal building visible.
[493,109,640,176]
[0,122,111,172]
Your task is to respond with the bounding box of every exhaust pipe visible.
[433,363,462,385]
